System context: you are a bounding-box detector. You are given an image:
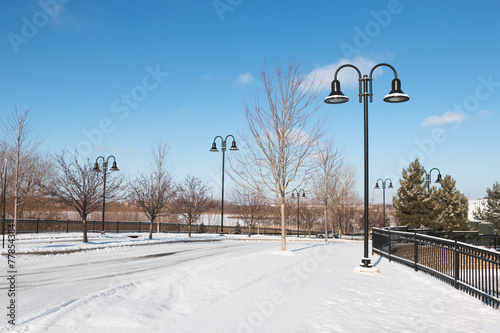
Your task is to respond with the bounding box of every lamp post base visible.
[358,258,380,273]
[360,258,372,267]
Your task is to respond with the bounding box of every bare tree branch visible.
[129,142,176,239]
[1,107,45,233]
[231,188,267,237]
[43,151,124,243]
[312,138,345,242]
[175,175,211,237]
[231,55,327,250]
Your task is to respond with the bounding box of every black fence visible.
[372,228,500,308]
[387,226,500,249]
[1,218,311,237]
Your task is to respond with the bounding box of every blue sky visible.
[1,0,499,204]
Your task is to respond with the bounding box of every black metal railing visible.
[0,218,308,237]
[372,227,500,308]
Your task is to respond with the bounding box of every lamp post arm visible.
[106,155,117,164]
[212,135,224,144]
[428,167,441,174]
[334,64,362,80]
[334,64,363,103]
[369,63,399,79]
[368,63,399,103]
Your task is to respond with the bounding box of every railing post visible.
[116,220,119,233]
[36,219,39,234]
[138,221,141,232]
[67,219,70,233]
[388,229,392,262]
[93,220,95,233]
[454,240,460,289]
[414,232,419,271]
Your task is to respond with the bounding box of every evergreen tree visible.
[475,182,500,229]
[433,175,469,231]
[393,159,435,228]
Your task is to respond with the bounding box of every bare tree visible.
[312,138,344,242]
[232,188,266,237]
[176,175,211,237]
[369,203,385,229]
[331,163,360,235]
[2,107,46,233]
[231,56,326,251]
[300,204,321,238]
[44,152,123,242]
[129,143,176,239]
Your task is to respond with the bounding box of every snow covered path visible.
[2,234,500,332]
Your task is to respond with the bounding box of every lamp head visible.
[229,140,238,151]
[324,80,349,104]
[383,78,410,103]
[302,191,306,198]
[209,142,219,152]
[435,173,443,183]
[93,162,101,172]
[388,182,394,189]
[110,161,119,172]
[374,183,380,190]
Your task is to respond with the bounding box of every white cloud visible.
[477,109,492,117]
[237,72,254,84]
[421,112,466,127]
[305,56,378,91]
[49,5,80,29]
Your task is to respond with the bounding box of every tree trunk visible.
[82,217,88,243]
[188,220,192,237]
[281,203,286,251]
[149,218,154,239]
[324,206,328,243]
[13,199,18,235]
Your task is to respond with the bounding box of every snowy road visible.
[2,235,500,332]
[2,240,259,323]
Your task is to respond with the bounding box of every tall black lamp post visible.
[210,135,238,235]
[291,189,306,238]
[424,168,443,191]
[93,155,119,233]
[324,63,409,268]
[374,178,393,228]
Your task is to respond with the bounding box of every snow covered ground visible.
[1,232,500,332]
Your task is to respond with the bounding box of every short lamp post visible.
[374,178,393,228]
[209,135,238,235]
[424,168,443,191]
[324,63,409,268]
[291,189,306,238]
[93,155,119,233]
